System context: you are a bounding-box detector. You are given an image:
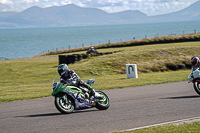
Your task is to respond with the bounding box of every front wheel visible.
[193,82,200,95]
[54,94,74,114]
[95,91,110,110]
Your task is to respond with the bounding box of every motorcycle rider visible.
[57,64,97,99]
[190,56,200,78]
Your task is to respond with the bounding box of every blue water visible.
[0,21,200,59]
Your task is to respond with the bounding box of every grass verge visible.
[1,38,200,133]
[113,122,200,133]
[0,41,200,102]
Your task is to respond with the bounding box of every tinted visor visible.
[58,69,63,76]
[191,59,197,66]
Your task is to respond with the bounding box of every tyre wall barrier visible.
[177,64,186,70]
[58,50,121,65]
[166,63,192,71]
[166,64,178,71]
[59,54,88,65]
[58,51,118,65]
[185,64,192,69]
[59,55,68,64]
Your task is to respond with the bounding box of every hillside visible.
[0,4,148,28]
[0,1,200,28]
[150,1,200,22]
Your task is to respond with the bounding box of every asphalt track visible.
[0,81,200,133]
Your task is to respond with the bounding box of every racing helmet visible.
[191,56,199,67]
[58,64,69,76]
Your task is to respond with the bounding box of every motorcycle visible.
[188,68,200,95]
[51,78,110,114]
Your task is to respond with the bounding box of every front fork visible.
[61,95,67,103]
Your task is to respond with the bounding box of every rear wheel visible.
[55,94,74,114]
[193,82,200,95]
[95,91,110,110]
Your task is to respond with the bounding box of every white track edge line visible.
[120,116,200,132]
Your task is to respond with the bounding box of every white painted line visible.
[121,116,200,132]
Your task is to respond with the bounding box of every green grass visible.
[1,39,200,133]
[0,41,200,102]
[113,122,200,133]
[71,41,200,74]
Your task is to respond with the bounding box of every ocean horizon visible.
[0,21,200,59]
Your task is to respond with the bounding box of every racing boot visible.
[84,83,103,99]
[89,88,104,99]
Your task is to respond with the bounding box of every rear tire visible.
[193,82,200,95]
[95,91,110,110]
[54,94,74,114]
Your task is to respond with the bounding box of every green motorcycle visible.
[52,78,110,114]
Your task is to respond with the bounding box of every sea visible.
[0,21,200,60]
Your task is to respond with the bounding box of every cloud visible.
[81,0,199,15]
[0,0,199,16]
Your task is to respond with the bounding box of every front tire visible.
[193,82,200,95]
[95,91,110,110]
[54,94,74,114]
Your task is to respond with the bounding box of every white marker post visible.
[126,64,138,79]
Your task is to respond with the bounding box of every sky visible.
[0,0,199,16]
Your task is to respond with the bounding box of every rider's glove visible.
[77,78,84,84]
[60,78,66,84]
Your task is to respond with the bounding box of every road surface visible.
[0,81,200,133]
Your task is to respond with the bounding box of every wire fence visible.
[0,57,9,60]
[1,29,199,60]
[40,28,199,55]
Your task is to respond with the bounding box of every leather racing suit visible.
[60,69,95,95]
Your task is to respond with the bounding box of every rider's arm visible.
[70,70,85,85]
[60,77,67,84]
[191,66,199,78]
[190,67,194,78]
[60,71,74,84]
[64,70,80,85]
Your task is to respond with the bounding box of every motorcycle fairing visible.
[52,83,94,110]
